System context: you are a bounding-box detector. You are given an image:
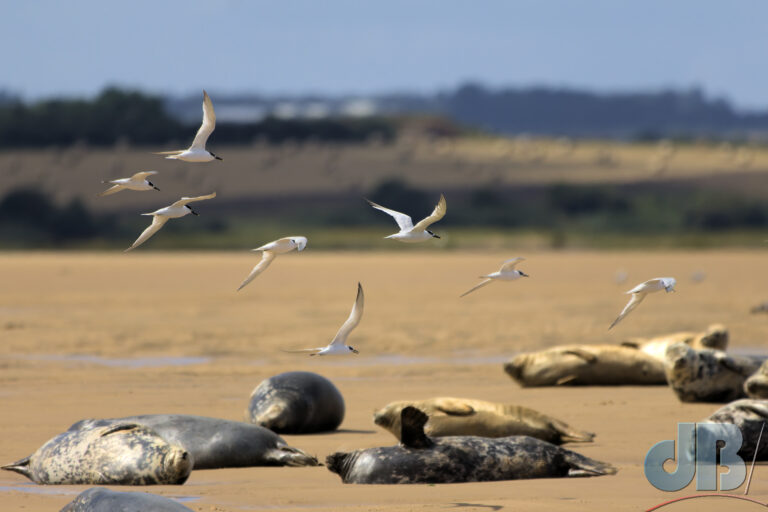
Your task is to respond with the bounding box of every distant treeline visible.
[0,88,396,148]
[2,180,766,248]
[383,83,768,139]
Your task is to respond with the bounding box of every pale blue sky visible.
[3,1,767,108]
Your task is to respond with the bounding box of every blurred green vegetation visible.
[0,88,397,148]
[1,180,766,250]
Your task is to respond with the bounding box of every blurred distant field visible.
[1,137,768,249]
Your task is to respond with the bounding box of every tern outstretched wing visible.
[236,251,277,291]
[499,257,525,272]
[190,90,216,150]
[609,293,646,330]
[330,283,364,346]
[125,215,169,252]
[366,200,413,231]
[459,278,494,298]
[170,192,217,208]
[412,194,447,232]
[98,184,123,197]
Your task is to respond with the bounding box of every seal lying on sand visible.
[373,397,594,444]
[664,344,762,403]
[327,407,616,484]
[68,414,318,469]
[2,423,192,485]
[703,399,768,460]
[621,324,729,362]
[504,344,666,386]
[246,371,344,433]
[745,360,768,399]
[61,487,194,512]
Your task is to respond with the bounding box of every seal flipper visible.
[1,456,32,479]
[400,407,433,449]
[548,419,596,444]
[561,448,617,477]
[275,445,321,467]
[563,349,598,363]
[434,399,474,416]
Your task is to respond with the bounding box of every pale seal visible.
[703,399,768,460]
[327,407,616,484]
[68,414,318,469]
[664,343,762,403]
[745,360,768,399]
[2,423,192,485]
[60,487,194,512]
[504,344,666,386]
[246,371,344,433]
[373,397,594,444]
[621,323,728,362]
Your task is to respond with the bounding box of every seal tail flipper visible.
[276,445,320,467]
[550,419,596,444]
[1,456,32,479]
[562,449,617,477]
[400,406,433,449]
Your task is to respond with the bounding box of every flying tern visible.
[125,192,216,251]
[367,194,446,242]
[460,257,529,297]
[283,283,363,356]
[99,171,160,196]
[154,90,222,162]
[236,236,308,291]
[609,277,676,330]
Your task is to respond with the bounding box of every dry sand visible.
[1,250,768,511]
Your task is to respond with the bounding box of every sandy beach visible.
[2,250,767,511]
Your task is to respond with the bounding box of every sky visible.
[3,1,768,109]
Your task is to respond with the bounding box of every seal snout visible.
[373,411,391,428]
[503,357,526,383]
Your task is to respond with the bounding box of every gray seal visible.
[664,343,762,402]
[703,399,768,460]
[68,414,318,469]
[246,371,344,433]
[2,423,192,485]
[373,397,594,445]
[504,344,666,387]
[744,360,768,399]
[327,407,616,484]
[61,487,194,512]
[621,324,729,362]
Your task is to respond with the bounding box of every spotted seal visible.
[745,360,768,399]
[2,423,192,485]
[664,343,762,403]
[246,371,344,433]
[504,344,666,387]
[373,397,594,444]
[327,407,616,484]
[60,487,194,512]
[68,414,318,469]
[703,399,768,460]
[621,323,729,362]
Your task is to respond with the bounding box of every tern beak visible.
[351,348,359,354]
[190,210,199,216]
[153,186,160,191]
[520,272,530,277]
[214,156,223,161]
